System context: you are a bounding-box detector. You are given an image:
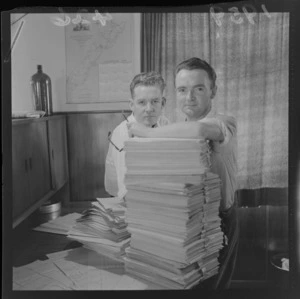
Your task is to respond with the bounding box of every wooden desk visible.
[9,205,289,296]
[13,204,84,267]
[12,204,162,290]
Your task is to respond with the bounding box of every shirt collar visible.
[128,113,136,122]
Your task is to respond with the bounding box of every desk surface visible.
[13,205,84,267]
[11,204,164,290]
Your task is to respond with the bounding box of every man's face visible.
[175,69,216,121]
[130,85,165,127]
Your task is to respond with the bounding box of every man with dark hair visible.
[105,71,169,199]
[175,57,217,89]
[128,57,238,290]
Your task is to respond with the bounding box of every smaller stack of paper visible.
[67,197,131,261]
[33,213,81,235]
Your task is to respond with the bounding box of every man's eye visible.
[195,87,204,92]
[177,88,185,93]
[138,101,145,105]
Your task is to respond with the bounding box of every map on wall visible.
[65,13,139,104]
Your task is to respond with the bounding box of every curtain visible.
[141,13,162,72]
[141,13,289,190]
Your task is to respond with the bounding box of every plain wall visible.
[11,13,66,112]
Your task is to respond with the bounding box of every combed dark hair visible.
[175,57,217,88]
[130,71,166,98]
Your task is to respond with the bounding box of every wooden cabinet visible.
[29,122,52,204]
[12,120,51,222]
[12,124,32,220]
[12,116,68,227]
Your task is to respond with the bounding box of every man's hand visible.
[127,122,151,138]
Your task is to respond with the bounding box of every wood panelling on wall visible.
[66,112,130,202]
[48,117,69,190]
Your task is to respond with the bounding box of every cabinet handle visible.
[52,149,54,159]
[29,157,32,170]
[25,159,28,172]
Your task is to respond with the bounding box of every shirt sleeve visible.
[217,115,237,146]
[200,115,236,145]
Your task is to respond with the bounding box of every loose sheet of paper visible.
[13,246,161,290]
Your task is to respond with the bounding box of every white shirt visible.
[198,113,237,211]
[104,113,170,198]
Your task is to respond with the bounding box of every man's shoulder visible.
[111,119,129,140]
[112,114,135,132]
[204,113,237,140]
[214,113,236,120]
[113,119,127,130]
[212,114,237,127]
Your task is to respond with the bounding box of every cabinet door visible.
[27,121,52,206]
[12,124,31,220]
[48,116,68,190]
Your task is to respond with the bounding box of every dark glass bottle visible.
[30,65,53,116]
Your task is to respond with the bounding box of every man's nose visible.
[145,102,154,111]
[186,90,195,101]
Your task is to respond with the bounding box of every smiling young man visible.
[128,57,238,290]
[104,71,169,199]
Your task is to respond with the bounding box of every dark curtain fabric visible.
[141,13,289,190]
[141,13,163,72]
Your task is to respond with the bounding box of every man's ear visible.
[129,99,134,111]
[162,97,166,107]
[211,85,217,99]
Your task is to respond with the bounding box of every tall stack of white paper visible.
[124,138,211,177]
[67,197,131,261]
[123,138,223,289]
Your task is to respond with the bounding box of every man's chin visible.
[183,108,196,118]
[142,117,157,127]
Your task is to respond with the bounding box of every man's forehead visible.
[134,84,162,91]
[133,84,163,97]
[175,69,210,85]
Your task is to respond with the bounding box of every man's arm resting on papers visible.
[128,121,224,142]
